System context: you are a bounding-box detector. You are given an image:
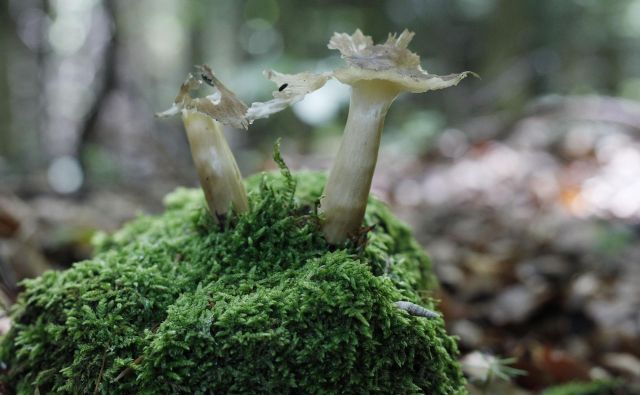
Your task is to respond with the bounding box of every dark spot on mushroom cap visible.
[201,74,214,86]
[278,83,288,91]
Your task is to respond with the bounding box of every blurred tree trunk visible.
[0,0,47,178]
[76,0,117,194]
[0,4,11,162]
[202,0,243,76]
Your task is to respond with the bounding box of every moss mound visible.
[0,170,464,394]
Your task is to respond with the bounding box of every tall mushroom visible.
[321,30,475,244]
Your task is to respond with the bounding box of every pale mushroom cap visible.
[329,29,475,94]
[246,70,330,122]
[156,65,249,130]
[157,30,475,127]
[157,65,330,126]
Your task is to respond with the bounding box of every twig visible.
[394,301,439,319]
[93,351,107,395]
[113,355,143,383]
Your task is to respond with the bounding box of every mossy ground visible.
[0,168,464,394]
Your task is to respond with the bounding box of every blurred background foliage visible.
[2,0,639,200]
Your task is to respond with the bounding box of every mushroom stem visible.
[182,110,248,220]
[322,81,398,244]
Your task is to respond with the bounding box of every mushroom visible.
[157,65,330,223]
[157,65,250,222]
[321,30,475,244]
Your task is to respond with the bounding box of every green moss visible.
[542,379,626,395]
[0,170,464,394]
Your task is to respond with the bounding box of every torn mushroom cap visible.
[246,70,331,122]
[158,30,473,132]
[156,64,249,130]
[245,29,475,123]
[158,65,331,126]
[328,29,476,95]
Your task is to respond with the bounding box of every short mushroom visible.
[157,65,250,222]
[157,65,330,223]
[321,30,475,244]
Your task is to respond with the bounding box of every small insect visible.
[196,64,216,87]
[201,74,214,86]
[278,83,288,91]
[394,301,439,319]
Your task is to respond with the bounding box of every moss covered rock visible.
[0,170,465,394]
